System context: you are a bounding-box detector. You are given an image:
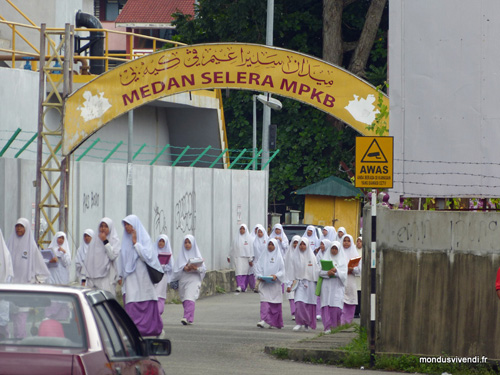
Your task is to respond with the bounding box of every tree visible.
[172,0,388,213]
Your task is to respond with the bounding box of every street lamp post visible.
[262,0,275,170]
[252,94,282,170]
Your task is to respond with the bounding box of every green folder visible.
[315,259,335,296]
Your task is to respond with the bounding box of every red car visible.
[0,284,171,375]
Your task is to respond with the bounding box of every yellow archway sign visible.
[355,136,393,188]
[63,43,389,155]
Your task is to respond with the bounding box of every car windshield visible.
[0,291,86,349]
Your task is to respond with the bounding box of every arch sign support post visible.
[62,43,388,156]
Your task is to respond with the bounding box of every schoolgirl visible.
[340,234,362,325]
[284,235,301,319]
[269,223,289,256]
[292,237,320,331]
[84,218,120,297]
[319,241,347,332]
[154,234,173,316]
[120,215,163,336]
[75,229,94,284]
[47,232,72,285]
[172,234,206,325]
[255,238,285,329]
[228,224,254,292]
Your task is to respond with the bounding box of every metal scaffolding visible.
[34,23,73,248]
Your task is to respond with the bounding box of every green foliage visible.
[271,347,289,360]
[215,285,226,294]
[172,0,388,210]
[365,81,389,136]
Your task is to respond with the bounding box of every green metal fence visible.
[0,129,279,169]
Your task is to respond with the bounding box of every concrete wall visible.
[361,205,500,359]
[1,157,268,278]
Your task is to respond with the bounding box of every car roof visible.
[0,284,115,305]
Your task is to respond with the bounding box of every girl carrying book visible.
[319,240,347,332]
[154,234,173,317]
[340,234,362,325]
[172,234,206,325]
[292,237,320,332]
[255,238,285,329]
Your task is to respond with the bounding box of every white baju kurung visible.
[319,241,347,309]
[0,229,13,283]
[284,235,301,300]
[292,237,320,305]
[302,225,320,253]
[120,215,163,336]
[172,234,206,302]
[269,223,289,257]
[74,229,94,283]
[254,239,285,304]
[7,218,50,284]
[47,232,72,285]
[154,234,173,300]
[342,234,361,305]
[85,218,121,297]
[229,224,254,276]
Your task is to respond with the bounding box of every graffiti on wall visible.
[175,191,196,233]
[153,203,169,240]
[83,191,100,213]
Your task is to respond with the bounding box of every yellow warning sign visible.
[355,137,393,188]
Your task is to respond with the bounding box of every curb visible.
[264,345,348,363]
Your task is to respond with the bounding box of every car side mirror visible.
[144,338,171,356]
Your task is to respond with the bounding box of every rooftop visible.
[294,176,362,197]
[115,0,195,26]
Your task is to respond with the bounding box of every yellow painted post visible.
[105,29,109,71]
[11,24,15,67]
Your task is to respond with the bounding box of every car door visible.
[93,300,163,375]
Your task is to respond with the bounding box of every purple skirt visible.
[124,298,163,337]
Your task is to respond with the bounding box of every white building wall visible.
[389,0,500,200]
[0,158,268,278]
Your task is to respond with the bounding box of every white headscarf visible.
[323,240,347,285]
[341,234,358,261]
[48,232,70,253]
[47,231,71,285]
[0,229,13,283]
[156,234,173,281]
[252,224,268,264]
[7,218,50,284]
[321,226,337,242]
[156,234,172,258]
[251,224,260,239]
[292,237,319,282]
[269,223,289,255]
[120,215,162,279]
[75,229,94,277]
[254,238,285,283]
[233,224,254,258]
[336,227,346,242]
[302,225,320,251]
[356,236,363,250]
[317,239,332,261]
[284,235,300,282]
[172,234,206,281]
[85,218,120,279]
